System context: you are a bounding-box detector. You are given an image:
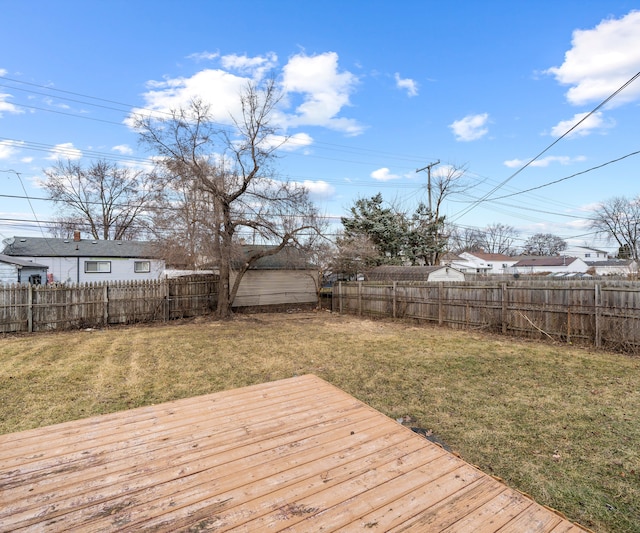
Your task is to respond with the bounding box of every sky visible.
[1,0,640,255]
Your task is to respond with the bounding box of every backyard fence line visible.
[333,279,640,353]
[0,275,219,333]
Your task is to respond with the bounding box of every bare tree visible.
[479,223,519,255]
[136,81,321,318]
[43,159,158,240]
[333,233,379,280]
[418,163,469,264]
[447,225,483,254]
[522,233,567,256]
[591,195,640,261]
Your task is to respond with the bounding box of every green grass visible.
[1,312,639,532]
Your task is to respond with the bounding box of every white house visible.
[366,265,465,282]
[564,245,610,263]
[511,256,589,275]
[586,259,638,276]
[1,234,165,284]
[445,251,518,275]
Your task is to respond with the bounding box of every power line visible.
[450,70,640,222]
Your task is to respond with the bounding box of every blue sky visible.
[1,0,639,254]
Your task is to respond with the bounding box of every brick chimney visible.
[73,230,81,242]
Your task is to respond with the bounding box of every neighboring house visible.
[564,245,610,263]
[510,256,589,275]
[0,254,49,285]
[444,251,518,274]
[586,259,638,276]
[230,245,318,308]
[366,265,465,282]
[1,233,165,283]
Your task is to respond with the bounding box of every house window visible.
[85,261,111,273]
[134,261,151,273]
[585,253,591,258]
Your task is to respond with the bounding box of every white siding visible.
[0,263,19,285]
[231,270,318,307]
[16,256,164,283]
[427,268,465,282]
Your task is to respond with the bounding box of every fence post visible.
[28,284,34,333]
[103,284,109,325]
[165,278,171,321]
[595,283,601,348]
[501,282,508,334]
[358,281,362,316]
[392,281,397,319]
[438,282,444,326]
[339,281,343,314]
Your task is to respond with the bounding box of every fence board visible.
[334,280,640,354]
[0,275,219,333]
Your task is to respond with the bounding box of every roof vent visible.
[20,238,27,242]
[63,240,69,243]
[92,241,97,244]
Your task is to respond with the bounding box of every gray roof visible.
[0,254,49,269]
[367,265,454,281]
[2,236,159,258]
[513,256,580,267]
[233,245,314,270]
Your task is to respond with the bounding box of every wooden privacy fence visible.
[0,275,218,333]
[334,280,640,353]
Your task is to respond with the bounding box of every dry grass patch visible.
[1,312,639,532]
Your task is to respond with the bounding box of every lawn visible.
[1,312,639,532]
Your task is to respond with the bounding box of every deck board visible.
[0,374,590,532]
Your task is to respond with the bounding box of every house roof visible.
[586,259,636,267]
[367,265,460,281]
[463,251,516,262]
[567,245,609,254]
[514,256,580,267]
[2,236,159,259]
[0,254,49,269]
[234,245,314,270]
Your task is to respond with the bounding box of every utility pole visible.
[416,160,440,216]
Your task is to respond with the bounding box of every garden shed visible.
[230,245,318,308]
[0,254,49,285]
[366,265,465,282]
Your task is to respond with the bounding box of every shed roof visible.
[234,245,314,270]
[367,265,457,281]
[0,254,49,269]
[2,236,159,259]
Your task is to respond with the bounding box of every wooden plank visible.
[0,374,589,532]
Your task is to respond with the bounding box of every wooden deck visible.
[0,374,589,532]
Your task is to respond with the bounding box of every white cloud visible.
[112,144,133,155]
[300,179,335,199]
[129,68,249,127]
[270,132,314,152]
[503,155,587,168]
[187,51,219,62]
[371,167,400,181]
[394,73,418,97]
[220,52,278,78]
[449,113,489,141]
[281,52,362,135]
[46,142,82,161]
[549,111,614,137]
[546,10,640,106]
[0,92,23,117]
[128,51,362,143]
[0,140,24,159]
